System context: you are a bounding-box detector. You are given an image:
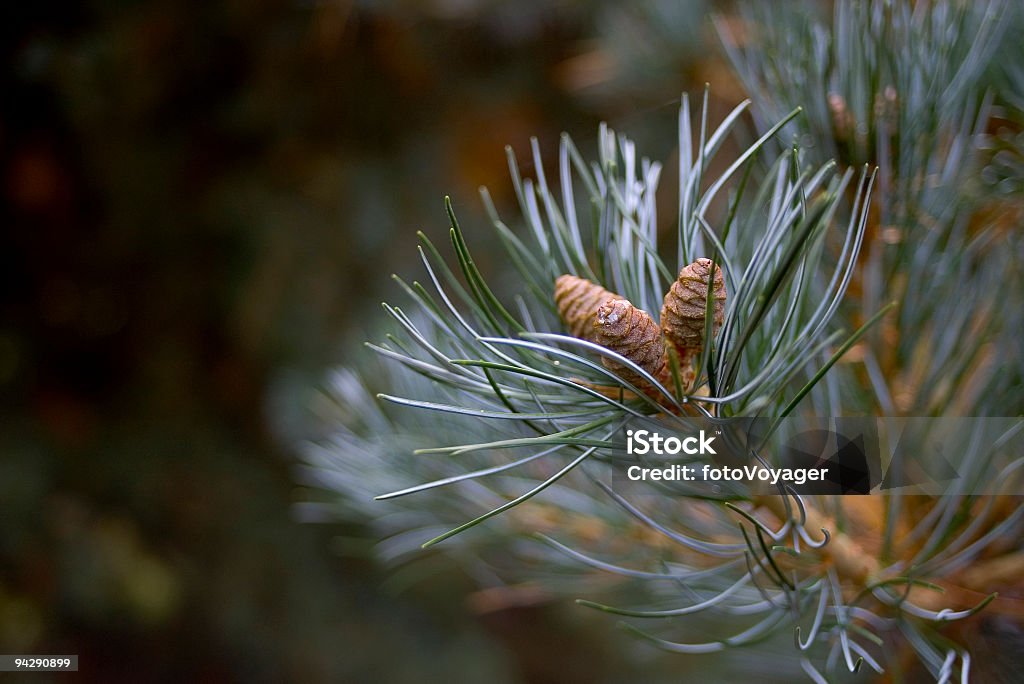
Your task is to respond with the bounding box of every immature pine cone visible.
[554,274,624,340]
[660,258,726,363]
[593,298,669,389]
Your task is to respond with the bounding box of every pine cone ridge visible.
[554,274,625,340]
[661,258,726,361]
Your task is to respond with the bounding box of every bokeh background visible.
[0,1,744,681]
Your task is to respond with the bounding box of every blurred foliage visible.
[0,0,725,681]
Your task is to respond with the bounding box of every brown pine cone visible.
[593,298,669,389]
[554,274,624,340]
[660,258,726,363]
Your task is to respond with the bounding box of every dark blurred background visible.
[0,1,728,681]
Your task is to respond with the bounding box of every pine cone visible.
[554,274,624,340]
[593,298,669,388]
[660,258,726,362]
